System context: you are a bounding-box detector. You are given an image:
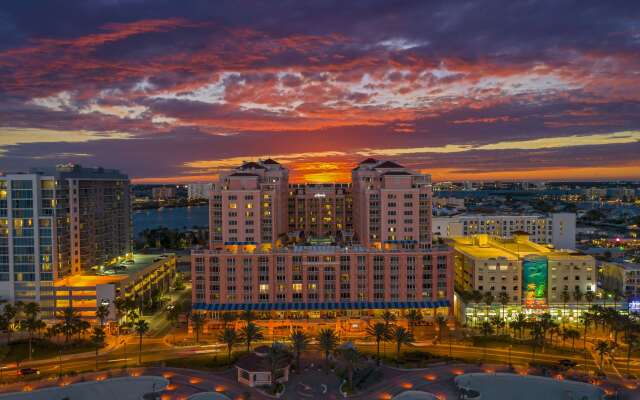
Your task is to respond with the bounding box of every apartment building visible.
[451,233,595,306]
[187,183,213,200]
[152,186,176,201]
[0,165,132,310]
[351,159,432,249]
[209,159,289,249]
[433,212,576,250]
[287,183,352,241]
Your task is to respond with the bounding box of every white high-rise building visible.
[433,212,576,250]
[187,183,213,200]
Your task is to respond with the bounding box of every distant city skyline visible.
[1,1,640,183]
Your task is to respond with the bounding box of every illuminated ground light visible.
[22,385,32,392]
[554,374,564,380]
[189,377,202,384]
[215,385,225,392]
[379,392,393,400]
[517,369,528,376]
[96,375,107,381]
[483,368,495,374]
[160,394,172,400]
[165,383,177,391]
[604,388,616,396]
[163,372,175,379]
[625,383,638,390]
[130,371,142,377]
[424,374,437,381]
[59,381,71,387]
[401,382,413,389]
[435,393,447,400]
[451,369,464,375]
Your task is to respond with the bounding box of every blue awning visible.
[193,299,450,312]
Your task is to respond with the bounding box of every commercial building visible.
[187,183,213,200]
[598,261,640,299]
[53,254,176,321]
[193,159,454,336]
[451,233,596,306]
[0,165,131,312]
[433,212,576,250]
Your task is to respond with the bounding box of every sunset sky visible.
[1,1,639,183]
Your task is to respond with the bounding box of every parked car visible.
[18,368,40,376]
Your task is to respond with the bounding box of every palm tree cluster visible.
[365,310,415,365]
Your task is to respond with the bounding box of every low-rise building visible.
[598,261,640,299]
[433,212,576,250]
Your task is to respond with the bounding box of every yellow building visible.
[451,233,595,306]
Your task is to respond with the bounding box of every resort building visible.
[287,183,352,241]
[209,159,289,249]
[450,233,596,323]
[0,165,132,313]
[193,159,454,336]
[432,212,576,250]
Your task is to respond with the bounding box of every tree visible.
[405,309,423,334]
[498,291,510,328]
[289,330,310,373]
[76,320,90,341]
[266,343,290,390]
[560,289,571,327]
[381,310,396,327]
[2,304,18,344]
[96,305,110,328]
[530,321,544,363]
[240,310,256,324]
[392,326,414,363]
[483,292,494,323]
[338,342,361,390]
[317,328,339,372]
[190,313,206,343]
[166,303,182,343]
[90,327,106,371]
[623,324,639,377]
[20,303,45,361]
[133,319,149,365]
[573,287,583,306]
[585,291,595,309]
[239,322,264,353]
[513,313,527,339]
[564,328,580,352]
[580,312,592,351]
[217,327,239,364]
[221,312,237,329]
[57,307,80,343]
[480,321,493,337]
[471,290,483,327]
[490,316,505,336]
[595,340,610,370]
[366,322,390,366]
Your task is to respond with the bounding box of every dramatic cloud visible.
[0,1,639,181]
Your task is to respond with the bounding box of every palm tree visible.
[217,327,239,364]
[490,316,505,336]
[381,310,396,327]
[405,309,423,334]
[585,291,595,309]
[337,342,360,391]
[266,343,290,390]
[96,304,110,328]
[564,328,580,352]
[483,292,494,323]
[240,310,256,324]
[560,289,571,327]
[594,340,610,370]
[76,319,90,341]
[513,313,527,339]
[221,312,237,329]
[289,330,310,373]
[392,326,414,364]
[133,319,149,365]
[58,307,80,343]
[573,287,583,307]
[90,327,106,371]
[317,328,339,372]
[2,304,18,344]
[366,322,390,366]
[166,303,182,343]
[20,315,45,360]
[530,321,544,363]
[580,312,592,351]
[498,291,509,324]
[239,322,264,353]
[480,321,493,337]
[190,313,206,343]
[471,290,483,327]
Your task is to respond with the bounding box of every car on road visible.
[18,368,40,376]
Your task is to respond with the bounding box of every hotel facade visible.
[192,159,454,335]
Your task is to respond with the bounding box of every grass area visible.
[3,339,99,362]
[162,351,248,371]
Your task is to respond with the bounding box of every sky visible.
[1,1,640,183]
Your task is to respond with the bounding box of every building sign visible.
[523,255,548,306]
